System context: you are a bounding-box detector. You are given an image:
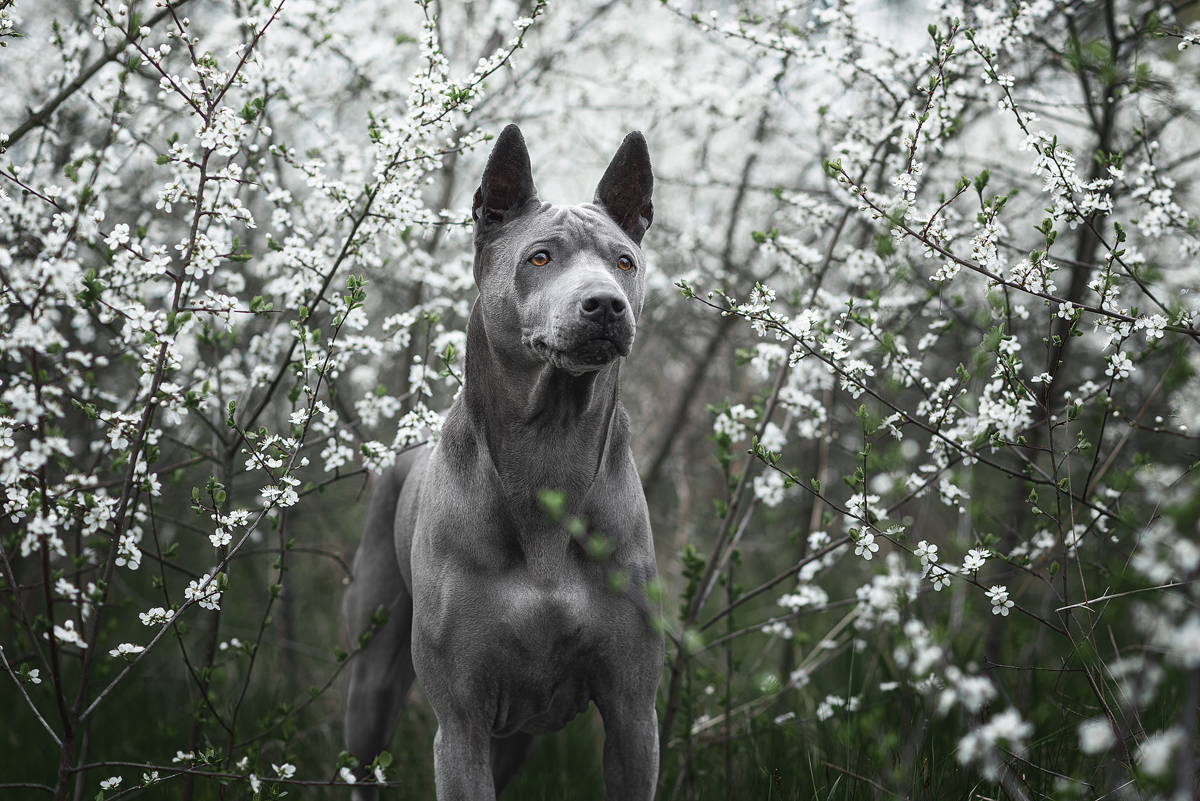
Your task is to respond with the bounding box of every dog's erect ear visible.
[472,124,538,227]
[594,131,654,245]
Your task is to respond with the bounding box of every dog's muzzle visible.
[524,289,635,374]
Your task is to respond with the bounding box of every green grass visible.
[500,708,605,801]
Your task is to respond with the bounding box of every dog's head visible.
[470,125,653,376]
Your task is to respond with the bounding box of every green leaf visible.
[713,498,728,519]
[537,488,568,524]
[587,535,614,561]
[974,168,990,195]
[369,605,390,628]
[606,569,629,594]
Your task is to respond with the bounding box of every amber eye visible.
[529,251,550,267]
[617,256,633,271]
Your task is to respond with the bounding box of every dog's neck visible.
[460,302,624,516]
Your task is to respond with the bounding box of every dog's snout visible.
[580,291,626,320]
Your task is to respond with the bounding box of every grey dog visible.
[342,125,663,800]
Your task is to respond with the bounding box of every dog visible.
[343,125,662,800]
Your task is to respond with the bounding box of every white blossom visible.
[185,572,223,611]
[962,548,988,574]
[1105,352,1133,381]
[854,531,879,561]
[986,585,1014,616]
[140,607,171,626]
[1077,717,1115,755]
[1137,727,1184,776]
[48,619,87,649]
[108,642,145,660]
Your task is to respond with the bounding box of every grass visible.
[500,708,605,801]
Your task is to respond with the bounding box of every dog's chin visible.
[527,337,628,375]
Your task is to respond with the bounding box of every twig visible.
[1056,582,1187,612]
[0,645,62,746]
[0,783,54,794]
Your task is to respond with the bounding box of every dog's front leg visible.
[598,702,659,801]
[432,720,495,801]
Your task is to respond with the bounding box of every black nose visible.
[580,291,627,320]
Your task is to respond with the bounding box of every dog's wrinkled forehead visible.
[474,202,644,282]
[511,203,637,256]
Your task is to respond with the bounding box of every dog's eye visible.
[529,251,550,267]
[617,256,633,271]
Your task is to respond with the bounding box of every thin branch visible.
[0,645,62,746]
[1056,582,1187,612]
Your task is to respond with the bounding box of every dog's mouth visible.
[524,334,630,374]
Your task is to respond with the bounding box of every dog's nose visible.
[580,291,626,320]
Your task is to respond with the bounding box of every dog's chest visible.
[494,571,595,644]
[435,566,617,735]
